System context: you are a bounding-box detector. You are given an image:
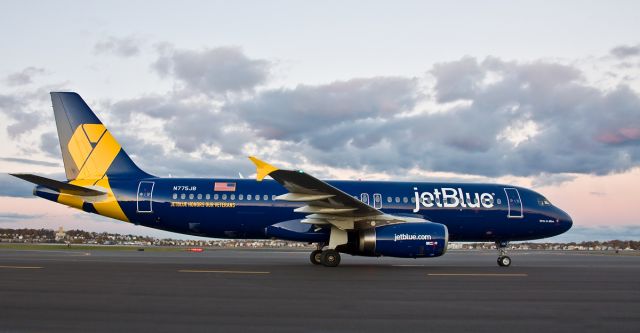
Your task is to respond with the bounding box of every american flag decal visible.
[214,182,236,192]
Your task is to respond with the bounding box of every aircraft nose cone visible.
[560,210,573,232]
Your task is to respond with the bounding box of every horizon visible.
[2,226,639,245]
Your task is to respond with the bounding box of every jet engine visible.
[354,222,448,258]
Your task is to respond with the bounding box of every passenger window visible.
[180,193,186,200]
[402,197,408,203]
[272,195,276,200]
[230,194,235,200]
[172,193,177,200]
[239,194,244,200]
[387,197,392,203]
[255,195,260,201]
[247,194,252,200]
[197,194,202,200]
[206,194,210,200]
[222,194,227,200]
[189,194,194,200]
[395,197,400,203]
[410,197,415,203]
[263,194,268,200]
[214,194,219,200]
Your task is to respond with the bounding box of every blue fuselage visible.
[38,177,572,242]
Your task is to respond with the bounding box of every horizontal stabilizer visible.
[10,174,106,196]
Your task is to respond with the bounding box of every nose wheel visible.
[496,241,512,267]
[497,255,511,267]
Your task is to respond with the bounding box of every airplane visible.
[11,92,573,267]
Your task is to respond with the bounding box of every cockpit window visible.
[537,197,552,206]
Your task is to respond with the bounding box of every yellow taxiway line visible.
[178,269,270,274]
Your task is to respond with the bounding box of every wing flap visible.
[275,193,335,202]
[294,205,358,214]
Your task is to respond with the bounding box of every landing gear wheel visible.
[495,241,511,267]
[320,249,341,267]
[497,256,511,267]
[310,250,323,265]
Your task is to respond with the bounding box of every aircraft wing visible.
[249,157,423,231]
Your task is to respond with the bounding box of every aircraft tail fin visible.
[50,92,150,181]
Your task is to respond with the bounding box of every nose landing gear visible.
[496,241,512,267]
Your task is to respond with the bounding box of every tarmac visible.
[0,248,638,333]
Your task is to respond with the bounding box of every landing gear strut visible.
[496,241,511,267]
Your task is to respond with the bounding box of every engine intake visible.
[358,222,448,258]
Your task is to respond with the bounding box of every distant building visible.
[55,227,66,242]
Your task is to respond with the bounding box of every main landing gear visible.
[310,244,341,267]
[496,241,511,267]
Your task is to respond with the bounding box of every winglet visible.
[248,156,279,181]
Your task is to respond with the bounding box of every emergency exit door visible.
[504,188,523,218]
[137,181,154,213]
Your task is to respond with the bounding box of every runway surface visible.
[1,248,638,333]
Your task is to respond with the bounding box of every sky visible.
[0,1,639,242]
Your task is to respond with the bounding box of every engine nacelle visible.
[358,222,448,258]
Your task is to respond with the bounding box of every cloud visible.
[108,94,191,120]
[97,53,640,180]
[610,44,640,59]
[531,173,576,187]
[4,67,45,86]
[105,94,246,155]
[5,111,41,138]
[39,132,61,158]
[231,77,420,145]
[431,56,485,103]
[0,92,41,138]
[231,56,639,178]
[0,212,44,222]
[93,36,142,57]
[0,157,60,167]
[153,46,271,95]
[8,47,634,181]
[0,94,22,111]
